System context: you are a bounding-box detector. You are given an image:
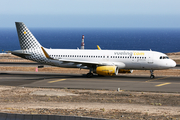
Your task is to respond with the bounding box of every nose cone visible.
[170,60,176,68]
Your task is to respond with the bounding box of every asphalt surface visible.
[0,71,180,93]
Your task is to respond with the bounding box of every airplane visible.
[11,22,176,79]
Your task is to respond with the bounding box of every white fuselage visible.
[43,49,176,70]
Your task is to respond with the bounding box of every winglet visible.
[97,45,101,50]
[41,47,52,59]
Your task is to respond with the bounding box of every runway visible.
[0,71,180,93]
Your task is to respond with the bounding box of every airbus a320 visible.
[12,22,176,79]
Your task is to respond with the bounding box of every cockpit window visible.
[160,56,169,59]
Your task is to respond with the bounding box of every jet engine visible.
[118,69,133,73]
[95,66,118,76]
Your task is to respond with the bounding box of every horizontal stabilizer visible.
[11,50,32,55]
[11,50,32,58]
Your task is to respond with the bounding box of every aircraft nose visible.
[170,60,176,68]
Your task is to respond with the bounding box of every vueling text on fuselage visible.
[133,52,145,56]
[114,52,145,56]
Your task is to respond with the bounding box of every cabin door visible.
[148,53,154,64]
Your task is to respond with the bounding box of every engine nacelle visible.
[118,69,133,73]
[95,66,118,76]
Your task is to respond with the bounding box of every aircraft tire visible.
[150,75,155,79]
[86,73,93,78]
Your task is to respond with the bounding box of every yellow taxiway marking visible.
[145,77,168,82]
[156,83,171,87]
[48,79,66,83]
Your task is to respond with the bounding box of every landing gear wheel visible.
[150,70,155,79]
[150,75,155,79]
[86,73,93,78]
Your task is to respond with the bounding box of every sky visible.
[1,0,180,28]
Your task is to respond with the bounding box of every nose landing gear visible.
[150,70,155,79]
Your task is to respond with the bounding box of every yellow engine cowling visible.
[96,66,118,76]
[118,69,133,73]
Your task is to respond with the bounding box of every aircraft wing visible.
[42,47,125,68]
[58,59,102,65]
[58,59,126,68]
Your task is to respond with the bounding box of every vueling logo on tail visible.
[15,22,41,50]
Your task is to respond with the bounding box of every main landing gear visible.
[150,70,155,79]
[86,68,93,78]
[86,73,93,78]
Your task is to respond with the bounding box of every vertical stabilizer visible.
[15,22,41,50]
